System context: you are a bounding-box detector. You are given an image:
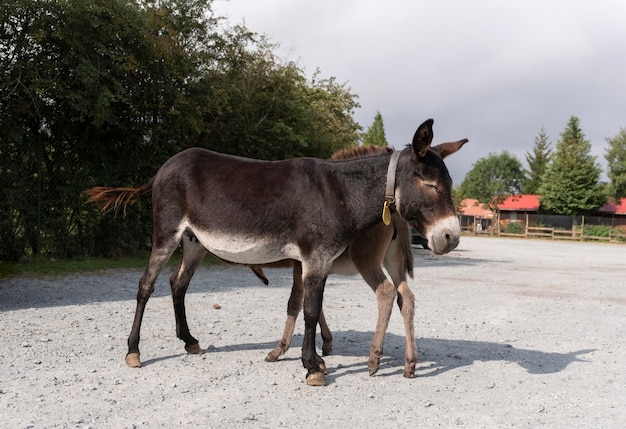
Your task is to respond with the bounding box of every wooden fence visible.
[464,212,626,244]
[498,225,626,243]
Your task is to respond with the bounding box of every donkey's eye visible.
[423,181,438,190]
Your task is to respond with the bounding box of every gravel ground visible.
[1,236,625,428]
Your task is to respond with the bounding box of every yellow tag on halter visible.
[382,201,391,225]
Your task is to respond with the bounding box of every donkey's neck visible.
[331,151,397,232]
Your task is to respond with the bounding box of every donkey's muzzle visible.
[426,216,461,255]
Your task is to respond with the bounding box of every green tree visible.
[361,111,388,146]
[538,116,605,215]
[523,127,552,194]
[0,0,361,260]
[457,151,525,204]
[207,30,360,159]
[605,127,626,200]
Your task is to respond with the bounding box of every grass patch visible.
[0,252,221,279]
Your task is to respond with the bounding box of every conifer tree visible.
[539,116,605,215]
[605,127,626,200]
[361,111,388,146]
[523,127,552,194]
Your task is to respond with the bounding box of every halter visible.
[382,150,401,225]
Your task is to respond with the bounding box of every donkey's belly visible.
[193,228,299,264]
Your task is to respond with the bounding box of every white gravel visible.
[1,236,625,428]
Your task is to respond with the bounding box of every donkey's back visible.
[151,148,371,265]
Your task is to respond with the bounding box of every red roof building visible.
[599,198,626,215]
[492,194,541,211]
[459,198,494,218]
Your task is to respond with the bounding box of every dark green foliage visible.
[524,128,552,194]
[605,127,626,200]
[0,0,360,260]
[582,225,612,238]
[361,111,388,147]
[504,222,524,234]
[538,116,606,215]
[457,151,525,204]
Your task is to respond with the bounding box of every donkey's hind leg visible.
[170,233,207,355]
[127,235,181,367]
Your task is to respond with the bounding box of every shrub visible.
[505,222,524,234]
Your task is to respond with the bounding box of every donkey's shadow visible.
[200,330,594,382]
[323,331,594,379]
[144,330,595,383]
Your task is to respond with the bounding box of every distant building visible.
[458,198,494,232]
[491,194,541,230]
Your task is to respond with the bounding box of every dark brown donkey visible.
[86,119,465,386]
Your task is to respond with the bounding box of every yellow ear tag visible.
[382,201,391,225]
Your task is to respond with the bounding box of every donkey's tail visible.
[85,178,154,216]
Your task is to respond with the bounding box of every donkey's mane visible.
[330,144,393,161]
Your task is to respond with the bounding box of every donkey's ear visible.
[432,138,468,159]
[412,119,434,158]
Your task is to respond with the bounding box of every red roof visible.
[459,198,493,218]
[493,194,541,211]
[599,198,626,215]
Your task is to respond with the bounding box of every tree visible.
[538,116,605,215]
[523,127,552,194]
[457,151,525,204]
[208,31,360,160]
[361,111,388,146]
[605,127,626,200]
[0,0,361,260]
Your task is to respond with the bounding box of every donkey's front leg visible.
[368,278,396,375]
[266,262,333,362]
[301,274,327,386]
[396,281,417,378]
[266,263,304,362]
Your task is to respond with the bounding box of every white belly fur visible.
[183,221,300,264]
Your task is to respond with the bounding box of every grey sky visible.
[215,0,626,184]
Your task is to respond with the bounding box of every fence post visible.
[581,215,585,241]
[36,133,43,255]
[525,213,529,238]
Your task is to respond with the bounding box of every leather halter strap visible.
[381,150,401,225]
[385,150,401,209]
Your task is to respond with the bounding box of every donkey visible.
[86,119,465,386]
[254,140,466,378]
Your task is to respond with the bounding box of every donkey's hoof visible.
[322,343,333,356]
[368,356,380,376]
[265,351,280,362]
[403,365,416,378]
[125,352,141,368]
[306,372,326,386]
[185,343,204,355]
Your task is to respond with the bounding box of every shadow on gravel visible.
[140,330,594,383]
[0,250,507,311]
[324,331,594,382]
[415,337,594,376]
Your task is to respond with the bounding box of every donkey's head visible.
[395,119,467,255]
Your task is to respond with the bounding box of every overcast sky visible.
[214,0,626,184]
